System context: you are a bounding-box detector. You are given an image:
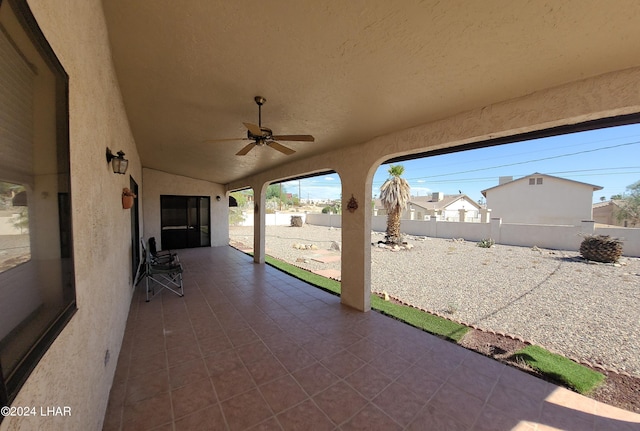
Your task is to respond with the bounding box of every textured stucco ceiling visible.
[102,0,640,185]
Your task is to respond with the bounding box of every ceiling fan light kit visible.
[207,96,314,156]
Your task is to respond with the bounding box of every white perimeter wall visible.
[306,213,640,257]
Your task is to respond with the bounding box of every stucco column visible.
[252,182,266,264]
[480,208,491,223]
[339,174,372,312]
[490,217,502,243]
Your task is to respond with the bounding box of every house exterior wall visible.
[0,1,141,430]
[406,197,479,221]
[592,201,634,227]
[440,199,480,221]
[485,176,596,225]
[593,202,617,225]
[142,168,228,249]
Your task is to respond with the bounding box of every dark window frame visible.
[0,0,76,410]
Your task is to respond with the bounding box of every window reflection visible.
[0,182,31,273]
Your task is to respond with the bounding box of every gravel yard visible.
[229,224,640,377]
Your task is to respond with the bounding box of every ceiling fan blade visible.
[271,134,315,142]
[236,143,256,156]
[267,141,296,155]
[203,138,248,143]
[243,122,263,136]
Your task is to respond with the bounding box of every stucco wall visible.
[142,168,228,248]
[485,176,597,225]
[1,0,141,430]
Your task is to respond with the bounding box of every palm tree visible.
[380,164,411,244]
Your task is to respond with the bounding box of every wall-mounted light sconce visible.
[216,195,221,201]
[106,147,129,174]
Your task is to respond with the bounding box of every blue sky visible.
[282,123,640,203]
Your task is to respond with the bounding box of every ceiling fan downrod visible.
[255,96,266,127]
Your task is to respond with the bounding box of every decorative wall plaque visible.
[347,194,358,213]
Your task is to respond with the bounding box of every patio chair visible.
[143,238,184,302]
[148,236,178,264]
[133,238,147,286]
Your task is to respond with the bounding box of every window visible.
[0,0,75,407]
[529,177,543,185]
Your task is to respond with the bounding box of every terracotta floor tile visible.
[427,382,486,429]
[167,342,202,367]
[169,357,209,389]
[313,381,368,425]
[487,381,544,423]
[272,345,317,372]
[103,247,640,431]
[125,369,169,405]
[252,418,287,430]
[539,402,595,431]
[321,349,366,378]
[373,381,426,427]
[220,388,273,431]
[171,378,218,420]
[174,404,227,431]
[340,403,402,431]
[344,363,393,400]
[234,341,273,365]
[129,350,167,378]
[471,404,524,431]
[395,364,445,401]
[408,403,472,431]
[122,391,173,431]
[276,399,334,431]
[447,361,499,402]
[368,348,413,380]
[291,362,340,396]
[302,336,344,360]
[245,355,288,386]
[259,374,308,414]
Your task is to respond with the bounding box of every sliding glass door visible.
[160,195,210,249]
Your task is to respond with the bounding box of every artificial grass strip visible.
[511,345,605,394]
[371,295,469,342]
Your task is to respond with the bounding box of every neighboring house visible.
[375,192,482,221]
[481,173,602,225]
[593,199,633,227]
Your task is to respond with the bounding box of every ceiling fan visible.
[207,96,315,156]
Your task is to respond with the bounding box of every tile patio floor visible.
[103,246,640,431]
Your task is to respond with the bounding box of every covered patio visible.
[2,1,640,430]
[103,246,639,430]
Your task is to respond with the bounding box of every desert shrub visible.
[476,238,495,248]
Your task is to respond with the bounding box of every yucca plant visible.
[579,235,623,263]
[379,164,411,244]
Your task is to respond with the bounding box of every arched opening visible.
[369,120,640,381]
